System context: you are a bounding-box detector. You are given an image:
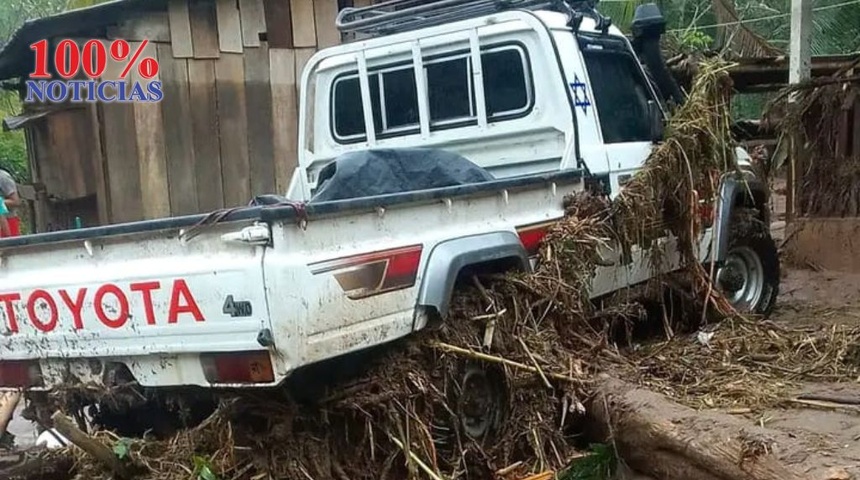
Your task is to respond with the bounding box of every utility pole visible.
[786,0,811,223]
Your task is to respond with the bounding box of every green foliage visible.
[675,29,714,52]
[0,131,27,181]
[112,438,132,460]
[0,0,65,44]
[598,0,859,56]
[561,444,617,480]
[0,91,27,181]
[192,456,220,480]
[731,91,775,122]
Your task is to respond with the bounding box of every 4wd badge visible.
[223,295,253,317]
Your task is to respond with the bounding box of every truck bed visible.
[0,169,586,390]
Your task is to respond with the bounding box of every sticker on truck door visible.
[570,73,591,115]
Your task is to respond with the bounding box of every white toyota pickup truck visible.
[0,0,777,409]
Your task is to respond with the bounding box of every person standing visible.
[0,168,21,449]
[0,168,22,237]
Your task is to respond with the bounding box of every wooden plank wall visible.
[25,0,353,230]
[30,0,348,228]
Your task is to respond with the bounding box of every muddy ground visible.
[672,176,860,477]
[600,261,860,480]
[722,266,860,477]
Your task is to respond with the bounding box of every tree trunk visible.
[588,378,847,480]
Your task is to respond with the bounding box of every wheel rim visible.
[717,246,765,312]
[458,366,500,439]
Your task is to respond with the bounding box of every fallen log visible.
[51,411,137,480]
[588,377,853,480]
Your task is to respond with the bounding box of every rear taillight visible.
[699,203,715,228]
[516,222,553,256]
[309,245,423,300]
[693,189,714,228]
[0,360,43,388]
[200,351,275,384]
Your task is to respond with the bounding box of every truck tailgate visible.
[0,224,270,379]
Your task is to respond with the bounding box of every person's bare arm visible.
[0,172,19,210]
[4,191,21,209]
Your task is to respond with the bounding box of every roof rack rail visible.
[335,0,611,37]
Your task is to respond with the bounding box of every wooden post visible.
[786,0,811,223]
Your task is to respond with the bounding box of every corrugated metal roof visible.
[0,0,167,80]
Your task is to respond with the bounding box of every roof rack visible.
[335,0,612,37]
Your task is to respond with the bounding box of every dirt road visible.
[721,267,860,477]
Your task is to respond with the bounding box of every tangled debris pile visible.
[765,56,860,217]
[8,57,855,480]
[632,318,860,411]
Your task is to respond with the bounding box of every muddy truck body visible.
[0,1,777,398]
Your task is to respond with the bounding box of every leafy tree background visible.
[0,0,108,182]
[0,0,65,183]
[0,0,857,184]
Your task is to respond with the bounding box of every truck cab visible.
[281,0,774,319]
[285,0,680,202]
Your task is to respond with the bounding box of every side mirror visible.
[648,100,664,143]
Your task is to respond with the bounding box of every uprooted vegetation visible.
[7,58,860,480]
[764,56,860,218]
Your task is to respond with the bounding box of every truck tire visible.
[454,363,506,441]
[715,207,780,317]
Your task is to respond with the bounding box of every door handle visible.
[220,225,271,245]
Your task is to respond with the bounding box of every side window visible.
[426,57,473,124]
[332,77,364,139]
[332,69,417,140]
[332,44,533,143]
[378,68,419,132]
[482,48,530,118]
[580,41,654,144]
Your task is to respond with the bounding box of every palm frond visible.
[711,0,782,57]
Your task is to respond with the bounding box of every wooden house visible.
[0,0,373,232]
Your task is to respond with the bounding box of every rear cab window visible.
[577,34,657,144]
[331,44,534,143]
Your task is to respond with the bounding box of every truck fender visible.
[713,173,769,263]
[414,231,529,328]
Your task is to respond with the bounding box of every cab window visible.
[332,44,533,143]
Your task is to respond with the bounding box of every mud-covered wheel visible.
[715,207,780,316]
[455,363,506,440]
